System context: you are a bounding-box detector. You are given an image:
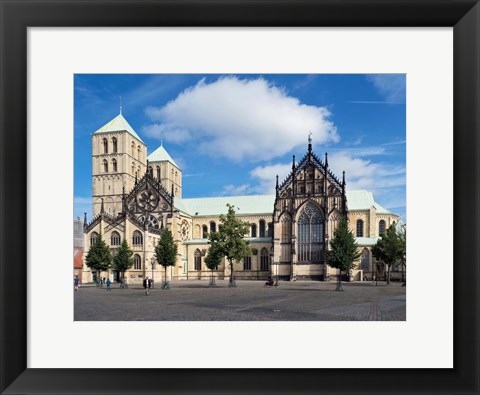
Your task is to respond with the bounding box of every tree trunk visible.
[336,270,343,291]
[386,265,391,284]
[165,266,168,285]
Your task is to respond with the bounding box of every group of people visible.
[74,275,152,295]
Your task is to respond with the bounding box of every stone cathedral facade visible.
[82,113,400,284]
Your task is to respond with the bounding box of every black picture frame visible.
[1,1,479,394]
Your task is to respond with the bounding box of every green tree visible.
[325,217,361,291]
[85,233,112,283]
[155,229,178,289]
[397,223,406,285]
[112,239,134,287]
[208,203,251,287]
[371,224,402,284]
[204,243,223,286]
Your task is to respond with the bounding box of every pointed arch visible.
[112,158,117,173]
[297,201,324,263]
[111,231,121,246]
[112,137,118,153]
[90,231,99,246]
[360,248,370,271]
[260,247,269,271]
[134,254,142,270]
[132,231,143,246]
[194,249,201,271]
[102,138,108,154]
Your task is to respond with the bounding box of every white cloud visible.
[144,77,338,162]
[366,74,406,103]
[250,163,292,194]
[222,184,251,196]
[243,153,405,216]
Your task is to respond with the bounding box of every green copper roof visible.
[355,237,380,246]
[93,114,144,143]
[174,190,393,217]
[177,195,275,216]
[346,190,391,214]
[147,145,180,169]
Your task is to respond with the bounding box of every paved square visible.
[74,280,406,321]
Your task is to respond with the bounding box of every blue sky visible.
[74,74,406,221]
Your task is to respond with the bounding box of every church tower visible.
[147,143,182,198]
[91,112,147,216]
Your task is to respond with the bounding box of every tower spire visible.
[275,175,279,198]
[324,152,329,168]
[83,212,88,231]
[308,132,312,154]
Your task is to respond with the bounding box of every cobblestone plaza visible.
[74,280,406,321]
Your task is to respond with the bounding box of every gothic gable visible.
[277,148,343,200]
[123,172,174,232]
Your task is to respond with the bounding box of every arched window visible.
[210,222,216,233]
[356,219,364,237]
[148,166,153,177]
[132,231,143,246]
[131,162,135,175]
[202,225,208,239]
[137,145,141,160]
[131,142,135,156]
[103,138,108,153]
[134,254,142,270]
[267,222,273,237]
[260,248,269,271]
[112,137,117,153]
[379,220,386,236]
[243,255,252,270]
[156,166,160,180]
[194,249,201,271]
[251,224,257,238]
[112,158,117,173]
[297,203,324,263]
[259,220,266,237]
[361,248,370,271]
[90,232,98,246]
[103,159,108,173]
[111,231,120,246]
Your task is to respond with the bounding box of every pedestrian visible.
[74,275,79,291]
[143,277,151,295]
[106,278,111,291]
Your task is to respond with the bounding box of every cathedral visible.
[82,112,400,284]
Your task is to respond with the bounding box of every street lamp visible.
[151,256,156,289]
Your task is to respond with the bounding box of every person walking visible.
[106,278,111,291]
[74,276,80,291]
[143,277,151,295]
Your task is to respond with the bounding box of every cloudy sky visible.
[74,74,406,221]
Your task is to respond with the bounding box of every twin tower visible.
[91,113,182,217]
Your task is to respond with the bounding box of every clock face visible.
[139,214,160,229]
[136,189,159,211]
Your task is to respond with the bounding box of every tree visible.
[154,229,178,289]
[208,203,251,287]
[85,233,112,283]
[204,242,223,286]
[112,239,134,287]
[397,223,406,285]
[325,216,361,291]
[371,224,402,284]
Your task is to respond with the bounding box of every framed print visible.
[1,1,479,394]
